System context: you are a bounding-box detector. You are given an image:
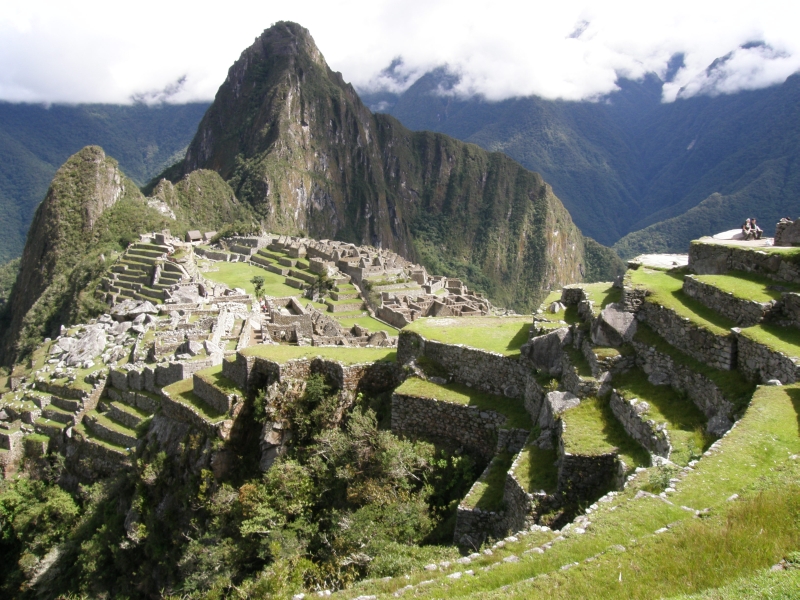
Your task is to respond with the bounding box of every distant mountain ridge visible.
[362,68,800,255]
[0,102,209,263]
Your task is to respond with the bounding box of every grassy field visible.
[628,268,736,335]
[404,316,532,356]
[612,368,711,465]
[512,444,558,494]
[395,377,532,429]
[162,377,227,423]
[240,345,397,365]
[561,396,650,469]
[201,261,299,297]
[340,384,800,599]
[694,270,800,303]
[462,452,514,511]
[739,321,800,359]
[336,315,400,335]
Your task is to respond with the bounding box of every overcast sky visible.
[1,0,798,105]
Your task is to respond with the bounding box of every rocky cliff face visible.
[178,22,621,311]
[0,147,129,363]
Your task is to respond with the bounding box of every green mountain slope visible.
[0,102,209,263]
[372,69,800,253]
[173,22,621,311]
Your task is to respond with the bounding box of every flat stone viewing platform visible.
[628,254,689,270]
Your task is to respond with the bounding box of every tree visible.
[251,275,265,299]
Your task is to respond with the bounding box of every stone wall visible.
[736,333,800,384]
[453,458,510,547]
[631,340,736,429]
[193,374,237,413]
[391,393,510,459]
[523,375,546,423]
[609,392,670,457]
[84,415,136,448]
[683,275,771,326]
[557,419,622,502]
[638,301,736,370]
[159,387,226,437]
[560,352,600,398]
[777,292,800,329]
[560,286,587,306]
[397,331,529,398]
[689,241,800,283]
[107,388,160,413]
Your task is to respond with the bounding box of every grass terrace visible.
[739,321,800,360]
[580,282,622,316]
[340,384,800,600]
[404,316,532,356]
[694,270,800,303]
[512,443,558,494]
[240,345,396,365]
[564,346,594,378]
[612,368,712,465]
[335,315,400,335]
[394,377,532,429]
[162,378,227,423]
[561,396,650,469]
[628,268,735,335]
[462,452,514,511]
[634,322,755,411]
[201,261,299,297]
[74,422,129,453]
[195,365,243,396]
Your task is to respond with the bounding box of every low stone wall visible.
[560,353,600,398]
[68,436,131,478]
[557,419,622,503]
[560,286,588,306]
[631,340,736,428]
[311,359,403,393]
[523,375,546,422]
[638,301,736,370]
[609,392,670,457]
[582,340,634,377]
[159,388,226,437]
[84,415,137,448]
[391,393,508,459]
[193,374,237,414]
[397,331,529,398]
[689,241,800,283]
[736,333,800,384]
[453,458,510,547]
[107,388,160,413]
[683,275,771,326]
[376,305,412,329]
[777,292,800,329]
[503,449,556,534]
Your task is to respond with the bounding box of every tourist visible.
[742,218,754,240]
[751,218,763,240]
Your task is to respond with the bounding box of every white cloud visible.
[0,0,798,104]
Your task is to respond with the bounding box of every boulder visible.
[64,326,107,366]
[367,331,389,346]
[591,303,637,347]
[523,327,570,375]
[538,390,580,432]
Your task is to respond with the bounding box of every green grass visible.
[633,322,755,411]
[564,346,594,378]
[335,315,400,335]
[74,422,129,453]
[739,322,800,360]
[395,377,532,429]
[240,345,397,365]
[628,268,736,335]
[612,368,712,465]
[195,365,243,396]
[669,565,800,599]
[348,384,800,600]
[593,347,621,360]
[561,396,650,469]
[462,452,514,511]
[694,270,800,303]
[404,316,532,356]
[201,261,299,297]
[162,378,227,423]
[513,444,558,494]
[580,282,622,315]
[325,298,364,306]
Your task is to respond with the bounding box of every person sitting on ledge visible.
[751,218,763,240]
[742,218,754,240]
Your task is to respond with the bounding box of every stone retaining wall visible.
[193,374,237,413]
[736,333,800,384]
[560,286,587,306]
[689,241,800,283]
[107,388,160,413]
[683,275,772,326]
[453,458,510,547]
[777,292,800,329]
[557,419,623,502]
[631,340,736,428]
[391,393,510,459]
[84,416,136,448]
[560,352,600,398]
[638,301,736,370]
[523,375,546,423]
[397,331,529,398]
[609,392,671,457]
[106,403,142,429]
[159,388,225,437]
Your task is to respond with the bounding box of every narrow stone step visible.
[41,404,75,424]
[106,401,149,429]
[83,411,137,448]
[33,417,67,439]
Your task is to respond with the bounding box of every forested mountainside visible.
[166,21,621,313]
[0,102,209,263]
[363,68,800,255]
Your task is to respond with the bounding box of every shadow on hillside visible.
[785,387,800,435]
[505,322,532,353]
